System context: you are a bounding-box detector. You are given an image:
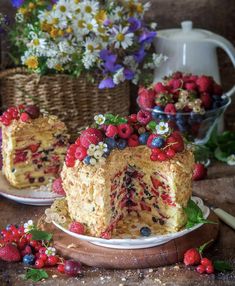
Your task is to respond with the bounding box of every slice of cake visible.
[61,112,194,238]
[0,105,69,189]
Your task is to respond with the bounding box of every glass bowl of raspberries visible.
[137,72,231,144]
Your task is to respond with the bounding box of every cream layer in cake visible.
[2,115,68,189]
[62,146,194,237]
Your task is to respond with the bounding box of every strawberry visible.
[185,81,197,91]
[183,248,201,266]
[80,128,103,148]
[0,243,21,262]
[196,76,213,92]
[193,163,207,181]
[138,95,154,109]
[164,103,176,115]
[52,178,66,195]
[213,83,223,96]
[153,82,167,93]
[69,222,85,235]
[172,71,183,79]
[200,92,212,109]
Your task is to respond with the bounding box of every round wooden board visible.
[41,212,219,269]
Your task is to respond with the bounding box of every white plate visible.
[53,196,210,249]
[0,172,63,206]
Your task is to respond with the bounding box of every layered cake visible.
[0,105,69,189]
[61,112,194,238]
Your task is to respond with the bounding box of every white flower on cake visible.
[94,114,105,125]
[45,247,56,256]
[94,149,103,160]
[97,142,108,153]
[227,154,235,165]
[90,157,97,165]
[112,26,134,49]
[87,144,96,156]
[24,220,35,233]
[156,122,169,135]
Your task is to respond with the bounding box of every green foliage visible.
[104,114,127,125]
[28,229,52,241]
[213,260,233,272]
[25,269,48,282]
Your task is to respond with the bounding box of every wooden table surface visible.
[0,162,234,286]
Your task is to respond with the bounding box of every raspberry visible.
[65,155,75,168]
[105,125,118,138]
[138,87,155,109]
[67,144,77,156]
[3,112,13,120]
[183,248,201,266]
[20,112,30,122]
[185,82,197,91]
[213,83,223,95]
[75,146,87,161]
[137,110,151,125]
[164,103,176,115]
[153,82,167,93]
[52,178,65,195]
[196,76,213,93]
[157,152,168,161]
[75,138,81,146]
[128,134,139,147]
[80,128,103,148]
[69,222,85,235]
[117,123,133,139]
[193,163,207,181]
[57,264,65,273]
[35,258,45,269]
[168,79,182,90]
[200,92,212,109]
[166,148,176,158]
[200,258,213,267]
[205,264,214,274]
[196,264,206,274]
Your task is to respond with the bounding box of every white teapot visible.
[154,21,235,97]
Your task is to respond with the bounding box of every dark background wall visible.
[0,0,235,128]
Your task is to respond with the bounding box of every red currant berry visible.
[151,148,161,155]
[35,259,45,269]
[39,247,47,254]
[65,155,75,167]
[20,112,30,122]
[128,114,137,123]
[67,144,77,156]
[157,152,168,161]
[57,264,65,273]
[200,258,213,267]
[74,146,87,161]
[150,154,158,161]
[39,253,48,262]
[206,264,214,274]
[24,245,32,254]
[47,255,59,266]
[26,233,32,241]
[166,148,176,158]
[127,134,139,147]
[29,240,38,248]
[17,226,25,235]
[196,264,206,274]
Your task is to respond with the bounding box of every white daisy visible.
[80,0,99,15]
[97,142,108,153]
[113,67,125,85]
[123,55,138,71]
[110,6,124,22]
[24,220,35,233]
[45,247,56,256]
[94,114,105,125]
[82,53,97,69]
[227,154,235,166]
[15,12,24,23]
[84,37,100,55]
[58,40,75,54]
[54,0,73,19]
[156,122,169,135]
[112,26,134,49]
[27,37,47,51]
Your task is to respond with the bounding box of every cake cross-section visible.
[0,105,69,189]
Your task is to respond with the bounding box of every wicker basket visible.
[0,68,130,139]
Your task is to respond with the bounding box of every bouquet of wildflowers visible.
[10,0,166,88]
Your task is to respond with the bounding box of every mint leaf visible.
[214,260,233,272]
[25,269,48,282]
[184,199,217,229]
[214,147,228,162]
[147,121,157,132]
[28,229,52,241]
[104,114,127,125]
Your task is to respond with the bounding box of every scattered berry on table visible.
[23,254,35,265]
[193,163,207,181]
[183,248,201,266]
[200,257,213,267]
[64,260,82,277]
[196,264,206,274]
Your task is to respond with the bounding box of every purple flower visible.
[124,69,134,80]
[103,19,112,26]
[100,49,117,63]
[99,77,115,89]
[139,30,157,44]
[104,62,122,73]
[11,0,24,8]
[134,47,146,63]
[128,17,142,33]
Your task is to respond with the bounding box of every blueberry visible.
[38,177,45,183]
[151,106,163,120]
[151,137,165,148]
[105,138,116,149]
[140,226,151,237]
[103,148,111,158]
[167,114,176,121]
[6,224,12,231]
[139,132,150,145]
[83,156,91,165]
[157,114,167,121]
[23,254,35,265]
[116,139,127,150]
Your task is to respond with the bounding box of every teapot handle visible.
[206,35,235,97]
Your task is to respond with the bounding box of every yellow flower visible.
[32,39,40,46]
[28,2,36,10]
[74,0,80,3]
[41,21,52,33]
[66,26,73,34]
[95,10,106,23]
[25,56,38,69]
[50,28,59,38]
[55,64,63,71]
[52,18,59,25]
[136,3,143,13]
[58,29,64,36]
[19,7,27,15]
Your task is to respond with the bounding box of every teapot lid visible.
[158,21,212,40]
